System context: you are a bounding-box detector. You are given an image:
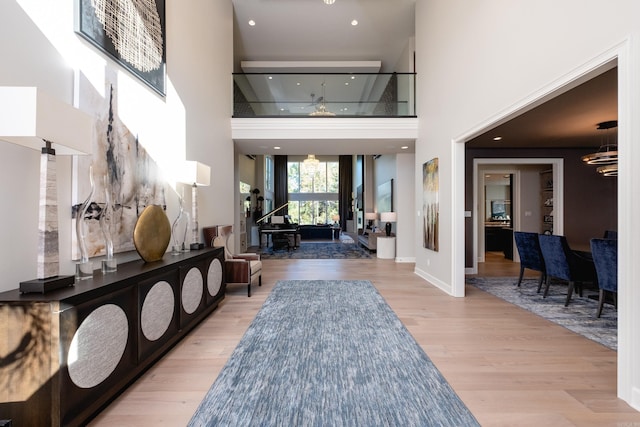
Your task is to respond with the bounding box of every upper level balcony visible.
[233,73,416,118]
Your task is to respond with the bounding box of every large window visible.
[288,160,339,225]
[265,155,273,192]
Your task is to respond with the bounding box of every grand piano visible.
[257,203,300,250]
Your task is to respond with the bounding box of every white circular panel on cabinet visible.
[141,280,175,341]
[207,258,223,297]
[182,267,203,314]
[67,304,128,389]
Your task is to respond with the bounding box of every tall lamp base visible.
[20,275,75,294]
[385,222,392,237]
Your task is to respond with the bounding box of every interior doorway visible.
[483,172,514,262]
[471,158,563,275]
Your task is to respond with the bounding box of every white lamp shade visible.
[364,212,377,220]
[182,161,211,186]
[380,212,397,222]
[0,87,93,155]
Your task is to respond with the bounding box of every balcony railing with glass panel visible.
[233,73,416,118]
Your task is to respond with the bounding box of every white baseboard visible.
[414,266,456,296]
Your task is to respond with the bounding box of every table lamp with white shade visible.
[364,212,377,229]
[0,87,94,292]
[380,211,397,237]
[181,161,211,250]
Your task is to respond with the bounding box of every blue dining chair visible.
[590,238,618,318]
[538,234,597,307]
[513,231,546,292]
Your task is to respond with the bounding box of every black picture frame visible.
[76,0,166,96]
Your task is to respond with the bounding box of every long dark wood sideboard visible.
[0,247,225,426]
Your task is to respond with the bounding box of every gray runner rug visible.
[188,280,479,427]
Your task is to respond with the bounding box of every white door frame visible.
[475,166,519,265]
[453,40,636,406]
[470,158,564,274]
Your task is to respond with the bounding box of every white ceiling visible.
[232,0,416,73]
[231,0,618,155]
[233,136,416,156]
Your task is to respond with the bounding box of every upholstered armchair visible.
[538,234,597,307]
[513,231,546,291]
[590,238,618,318]
[203,225,262,297]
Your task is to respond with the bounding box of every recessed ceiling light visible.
[493,136,502,141]
[351,76,355,79]
[351,19,358,26]
[296,82,301,86]
[401,146,408,150]
[268,76,272,80]
[248,19,256,26]
[274,146,281,150]
[345,82,349,86]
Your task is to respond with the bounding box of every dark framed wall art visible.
[76,0,166,96]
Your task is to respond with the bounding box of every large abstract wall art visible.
[76,0,166,95]
[422,158,439,251]
[72,74,166,260]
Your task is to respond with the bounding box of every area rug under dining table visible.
[467,276,617,350]
[188,280,479,426]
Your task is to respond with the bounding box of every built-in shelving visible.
[540,169,553,234]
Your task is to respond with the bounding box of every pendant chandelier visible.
[581,120,618,173]
[303,154,320,172]
[323,0,336,4]
[596,163,618,177]
[309,81,336,117]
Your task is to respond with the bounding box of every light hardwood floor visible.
[89,252,638,426]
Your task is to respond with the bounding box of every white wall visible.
[0,0,234,293]
[170,1,234,231]
[371,154,415,262]
[415,0,640,409]
[395,153,415,262]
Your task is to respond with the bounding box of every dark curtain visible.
[339,155,353,232]
[274,155,289,215]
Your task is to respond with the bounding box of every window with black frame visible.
[287,159,339,225]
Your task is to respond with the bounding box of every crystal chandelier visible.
[303,154,320,173]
